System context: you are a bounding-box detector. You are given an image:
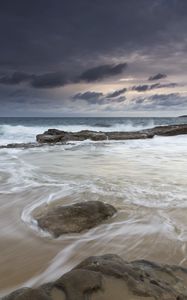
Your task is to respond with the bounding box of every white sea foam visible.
[0,119,187,296]
[0,120,156,145]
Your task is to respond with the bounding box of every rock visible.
[36,124,187,144]
[2,288,52,300]
[149,124,187,136]
[36,129,153,144]
[36,134,65,143]
[67,130,107,141]
[34,201,117,238]
[1,124,187,149]
[43,129,66,135]
[107,131,154,140]
[0,143,42,149]
[3,254,187,300]
[36,130,108,143]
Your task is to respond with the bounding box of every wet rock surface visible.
[34,201,117,238]
[0,124,187,149]
[3,254,187,300]
[0,143,43,149]
[36,124,187,144]
[146,124,187,136]
[36,129,152,143]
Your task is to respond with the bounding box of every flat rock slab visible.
[36,129,153,143]
[1,124,187,149]
[3,254,187,300]
[0,143,43,149]
[36,124,187,144]
[34,201,117,238]
[147,124,187,136]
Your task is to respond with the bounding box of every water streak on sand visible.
[0,117,187,296]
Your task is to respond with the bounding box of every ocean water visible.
[0,116,186,145]
[0,117,187,296]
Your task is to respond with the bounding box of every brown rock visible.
[1,124,187,149]
[149,124,187,136]
[34,201,117,238]
[3,254,187,300]
[0,143,42,149]
[2,288,51,300]
[36,134,65,143]
[106,131,154,140]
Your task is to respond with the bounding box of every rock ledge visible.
[3,254,187,300]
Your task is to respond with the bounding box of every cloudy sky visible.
[0,0,187,117]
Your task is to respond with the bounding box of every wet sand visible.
[0,136,187,296]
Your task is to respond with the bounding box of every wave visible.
[0,120,157,145]
[92,123,112,127]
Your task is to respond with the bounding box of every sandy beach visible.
[0,118,187,298]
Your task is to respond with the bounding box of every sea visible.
[0,116,187,296]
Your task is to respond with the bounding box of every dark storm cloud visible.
[148,73,167,81]
[0,71,69,88]
[130,93,187,110]
[0,63,127,88]
[111,96,126,103]
[72,89,126,104]
[132,83,177,92]
[0,72,32,85]
[78,63,127,82]
[149,93,185,106]
[1,0,187,115]
[32,63,128,87]
[107,88,127,98]
[132,84,155,92]
[1,0,187,72]
[31,72,69,88]
[73,91,103,104]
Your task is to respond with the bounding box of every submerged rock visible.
[34,201,117,238]
[3,254,187,300]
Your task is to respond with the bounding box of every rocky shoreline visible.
[0,124,187,149]
[3,199,187,299]
[36,124,187,144]
[3,254,187,299]
[1,124,187,299]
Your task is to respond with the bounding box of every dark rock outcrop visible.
[34,201,117,238]
[3,254,187,300]
[36,124,187,144]
[1,124,187,149]
[36,129,154,143]
[0,143,43,149]
[36,130,108,143]
[106,131,154,140]
[146,124,187,136]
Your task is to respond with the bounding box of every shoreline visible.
[0,123,187,149]
[3,254,187,299]
[0,121,187,298]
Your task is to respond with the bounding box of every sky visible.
[0,0,187,117]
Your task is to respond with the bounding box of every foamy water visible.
[0,121,154,145]
[0,117,187,296]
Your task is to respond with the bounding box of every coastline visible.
[0,117,187,298]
